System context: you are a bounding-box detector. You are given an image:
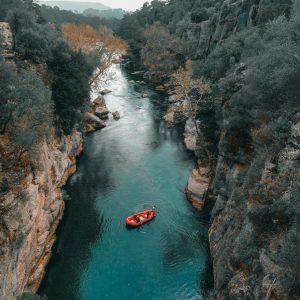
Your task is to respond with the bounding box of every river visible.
[40,66,210,300]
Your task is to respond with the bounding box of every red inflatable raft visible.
[125,208,156,227]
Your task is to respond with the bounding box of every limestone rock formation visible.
[0,22,14,60]
[186,168,210,210]
[0,132,83,300]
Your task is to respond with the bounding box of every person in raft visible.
[147,206,156,218]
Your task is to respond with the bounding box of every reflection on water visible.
[40,66,210,300]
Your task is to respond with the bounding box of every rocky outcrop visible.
[0,22,14,60]
[186,167,210,210]
[207,114,300,299]
[163,101,189,127]
[184,118,201,152]
[84,96,109,132]
[0,132,83,300]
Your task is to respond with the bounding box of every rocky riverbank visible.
[0,131,83,299]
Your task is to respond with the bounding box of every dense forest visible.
[117,0,300,299]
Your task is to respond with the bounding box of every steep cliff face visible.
[157,1,299,298]
[0,132,83,300]
[208,114,300,299]
[177,0,260,59]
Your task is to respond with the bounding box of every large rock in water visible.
[100,89,112,95]
[186,167,210,210]
[95,107,109,119]
[84,112,106,132]
[91,96,109,119]
[112,111,120,120]
[93,96,106,108]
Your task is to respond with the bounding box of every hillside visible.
[83,8,125,19]
[38,1,111,13]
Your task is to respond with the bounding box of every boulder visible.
[100,89,112,95]
[184,118,201,151]
[186,167,210,210]
[95,107,109,119]
[112,111,120,120]
[142,93,148,98]
[93,96,106,108]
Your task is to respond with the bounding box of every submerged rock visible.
[186,167,210,210]
[163,102,188,127]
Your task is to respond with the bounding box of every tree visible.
[141,22,184,81]
[62,23,128,87]
[50,48,92,134]
[0,62,53,158]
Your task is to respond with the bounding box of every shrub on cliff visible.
[191,8,210,23]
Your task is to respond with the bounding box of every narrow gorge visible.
[1,0,300,299]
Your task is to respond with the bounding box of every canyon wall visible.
[0,132,83,300]
[160,1,299,298]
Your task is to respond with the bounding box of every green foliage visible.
[0,61,53,154]
[50,48,92,133]
[141,22,184,80]
[15,28,52,63]
[256,0,292,24]
[191,8,210,23]
[1,0,101,134]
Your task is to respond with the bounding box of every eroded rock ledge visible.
[0,132,83,300]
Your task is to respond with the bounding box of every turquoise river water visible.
[40,66,210,300]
